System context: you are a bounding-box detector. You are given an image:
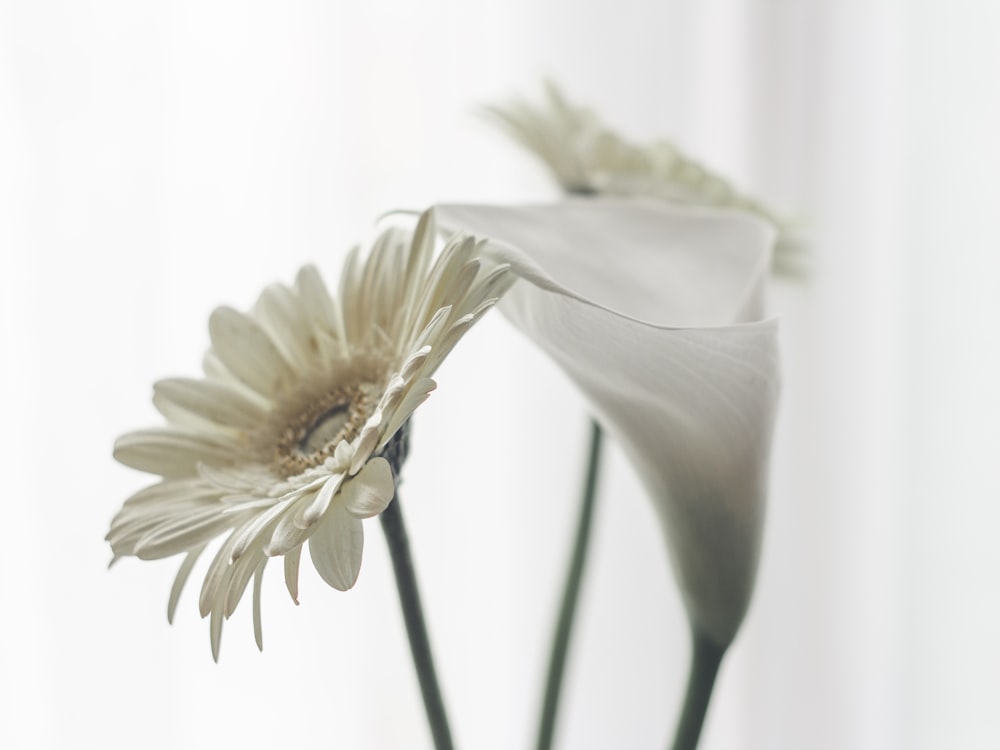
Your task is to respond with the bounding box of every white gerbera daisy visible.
[483,82,803,273]
[107,211,513,659]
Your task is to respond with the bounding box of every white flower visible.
[108,213,513,659]
[484,82,802,273]
[434,200,780,648]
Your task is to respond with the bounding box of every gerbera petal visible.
[208,306,295,398]
[168,544,207,624]
[114,428,241,478]
[254,283,313,373]
[133,506,235,560]
[435,200,779,648]
[210,601,224,663]
[199,527,248,617]
[308,503,364,591]
[224,549,265,617]
[341,458,395,518]
[252,562,265,651]
[380,378,436,447]
[294,265,343,360]
[301,473,345,526]
[153,377,268,433]
[283,545,302,605]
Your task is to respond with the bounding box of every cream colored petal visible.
[133,506,233,560]
[294,265,343,360]
[252,562,265,651]
[308,502,364,591]
[341,458,395,519]
[224,549,264,617]
[254,283,313,373]
[208,306,295,398]
[199,524,249,617]
[114,428,241,478]
[283,545,302,605]
[379,378,436,449]
[229,499,293,561]
[435,201,779,648]
[153,377,268,431]
[167,544,207,624]
[301,473,346,526]
[350,409,383,475]
[209,601,224,663]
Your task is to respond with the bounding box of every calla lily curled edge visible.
[432,200,780,648]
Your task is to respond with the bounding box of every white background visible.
[2,1,999,748]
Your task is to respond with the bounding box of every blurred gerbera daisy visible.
[483,81,803,273]
[107,212,513,659]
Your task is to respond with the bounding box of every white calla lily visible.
[434,200,780,648]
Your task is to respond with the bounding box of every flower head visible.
[484,82,802,273]
[108,212,513,659]
[434,200,780,648]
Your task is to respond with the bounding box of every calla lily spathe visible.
[434,200,779,648]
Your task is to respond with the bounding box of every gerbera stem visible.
[669,630,725,750]
[535,419,603,750]
[380,494,454,750]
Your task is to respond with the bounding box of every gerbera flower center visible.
[271,382,377,477]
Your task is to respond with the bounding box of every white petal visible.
[350,409,383,475]
[379,378,436,447]
[210,602,224,662]
[114,428,240,478]
[153,378,267,431]
[301,473,345,526]
[308,503,364,591]
[208,306,295,397]
[434,201,779,648]
[252,562,265,651]
[133,506,232,560]
[283,545,302,605]
[341,458,395,518]
[254,283,313,372]
[167,544,207,624]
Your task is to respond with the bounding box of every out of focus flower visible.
[435,200,780,648]
[108,214,513,659]
[483,82,802,273]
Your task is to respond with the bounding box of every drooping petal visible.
[341,458,395,518]
[168,544,207,624]
[435,200,780,648]
[308,502,364,591]
[283,545,302,605]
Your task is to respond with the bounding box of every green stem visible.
[669,631,725,750]
[380,493,455,750]
[535,419,604,750]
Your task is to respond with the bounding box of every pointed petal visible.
[168,544,207,624]
[252,562,265,651]
[283,545,302,605]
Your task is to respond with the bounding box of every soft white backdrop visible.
[2,1,999,748]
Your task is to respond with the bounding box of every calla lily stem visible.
[670,631,725,750]
[381,493,455,750]
[535,419,603,750]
